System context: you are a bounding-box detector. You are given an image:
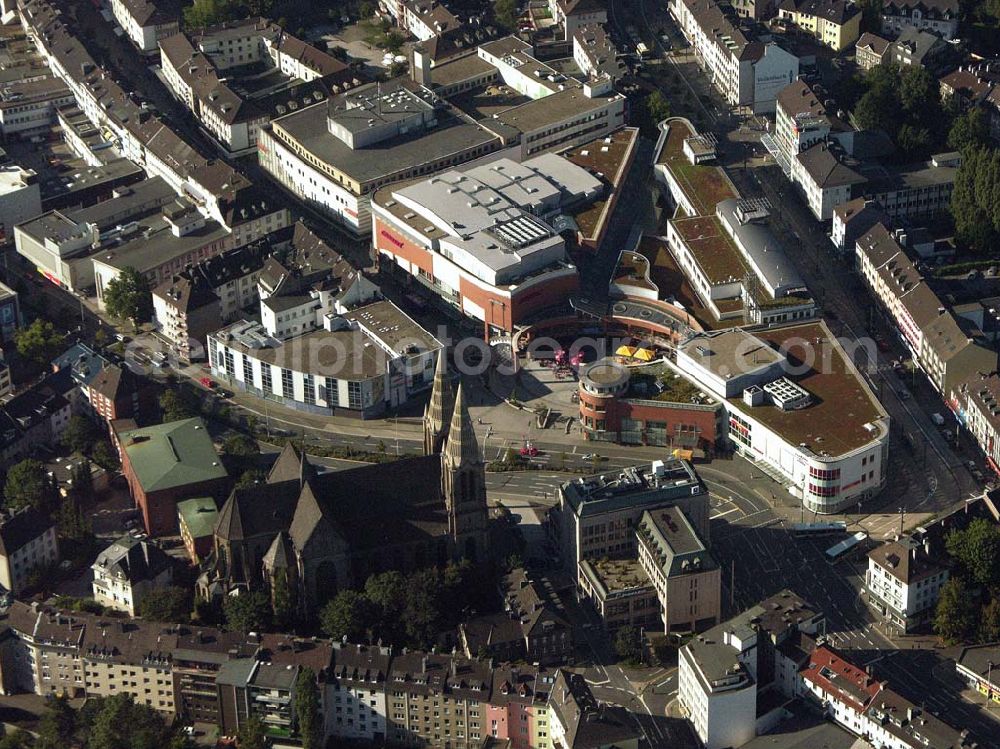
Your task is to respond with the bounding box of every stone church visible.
[198,356,490,610]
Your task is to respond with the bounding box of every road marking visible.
[710,506,739,519]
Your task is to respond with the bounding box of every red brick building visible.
[579,358,723,448]
[117,418,229,536]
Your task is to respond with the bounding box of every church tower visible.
[423,350,454,456]
[441,383,489,561]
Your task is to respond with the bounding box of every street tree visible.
[945,518,1000,587]
[235,715,267,749]
[103,267,151,331]
[934,578,977,644]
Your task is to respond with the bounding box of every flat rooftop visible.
[561,459,702,515]
[215,320,384,380]
[271,97,499,189]
[583,556,653,594]
[729,321,889,456]
[344,299,440,356]
[657,118,737,216]
[564,128,639,238]
[492,85,620,135]
[92,213,231,274]
[671,215,749,285]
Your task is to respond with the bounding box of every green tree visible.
[271,569,297,631]
[946,518,1000,587]
[159,388,199,422]
[934,578,977,645]
[91,440,120,471]
[320,590,372,641]
[103,267,151,331]
[979,595,1000,643]
[223,590,272,633]
[899,66,936,116]
[84,694,174,749]
[236,468,266,488]
[494,0,518,30]
[36,695,76,749]
[853,85,899,135]
[235,715,267,749]
[294,668,323,749]
[183,0,233,28]
[70,459,94,502]
[62,414,98,454]
[15,319,65,367]
[4,459,56,512]
[613,625,641,663]
[55,494,90,541]
[222,434,259,457]
[948,107,991,151]
[646,90,671,123]
[950,145,1000,253]
[0,731,35,749]
[896,123,932,158]
[364,570,407,643]
[138,587,191,623]
[403,568,442,647]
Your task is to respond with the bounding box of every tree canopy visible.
[138,587,191,623]
[15,319,65,367]
[103,267,151,331]
[61,414,99,454]
[223,590,272,633]
[934,578,977,645]
[294,668,323,749]
[4,459,57,513]
[946,519,1000,587]
[950,144,1000,253]
[159,388,200,422]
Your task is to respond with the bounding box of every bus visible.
[792,521,847,539]
[825,531,867,561]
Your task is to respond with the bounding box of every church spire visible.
[443,382,479,467]
[423,350,454,456]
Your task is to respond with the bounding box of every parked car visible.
[199,377,217,389]
[930,412,945,426]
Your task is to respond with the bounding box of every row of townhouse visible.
[855,223,997,397]
[108,0,179,55]
[678,590,972,749]
[18,0,292,252]
[158,19,359,155]
[0,600,637,749]
[669,0,799,113]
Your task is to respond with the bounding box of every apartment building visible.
[831,198,886,254]
[327,642,392,744]
[0,167,40,243]
[217,658,301,738]
[397,0,461,41]
[548,670,638,749]
[91,535,172,616]
[800,645,973,748]
[81,621,176,715]
[856,224,997,396]
[792,141,867,220]
[109,0,179,54]
[385,651,492,748]
[487,666,556,749]
[0,508,58,596]
[670,0,798,112]
[679,591,824,749]
[881,0,961,39]
[855,32,892,70]
[549,0,608,40]
[776,0,861,50]
[152,274,222,363]
[865,536,949,633]
[573,24,626,83]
